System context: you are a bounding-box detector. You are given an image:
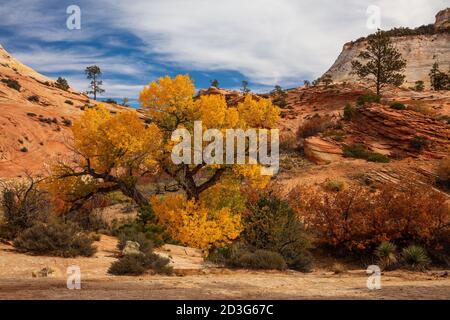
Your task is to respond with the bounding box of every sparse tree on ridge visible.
[321,74,333,87]
[122,97,130,107]
[241,80,250,95]
[210,79,219,88]
[85,65,105,100]
[351,29,406,96]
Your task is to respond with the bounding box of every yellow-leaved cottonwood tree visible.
[48,75,279,251]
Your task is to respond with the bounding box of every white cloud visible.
[13,46,150,76]
[1,0,447,90]
[98,0,447,85]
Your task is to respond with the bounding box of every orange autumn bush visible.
[150,194,242,253]
[288,180,450,255]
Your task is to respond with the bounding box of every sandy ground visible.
[0,236,449,300]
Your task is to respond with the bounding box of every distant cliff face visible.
[324,8,450,89]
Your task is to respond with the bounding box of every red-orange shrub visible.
[288,180,449,255]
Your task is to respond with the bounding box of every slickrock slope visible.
[0,45,132,178]
[324,8,450,88]
[348,105,450,158]
[303,136,343,165]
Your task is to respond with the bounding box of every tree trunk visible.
[118,182,149,207]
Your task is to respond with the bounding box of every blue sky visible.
[0,0,446,107]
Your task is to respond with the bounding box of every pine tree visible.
[85,65,105,100]
[429,62,449,91]
[210,79,219,88]
[351,30,406,96]
[241,80,250,95]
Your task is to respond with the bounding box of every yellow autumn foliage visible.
[72,106,163,172]
[150,194,243,252]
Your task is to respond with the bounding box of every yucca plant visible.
[375,242,397,269]
[402,245,430,271]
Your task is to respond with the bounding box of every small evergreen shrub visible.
[55,77,69,91]
[108,254,147,275]
[108,252,173,276]
[1,78,21,91]
[343,144,390,163]
[366,153,390,163]
[13,221,96,257]
[62,119,72,126]
[413,81,425,92]
[410,136,428,151]
[27,95,39,103]
[65,100,74,105]
[356,93,380,106]
[241,195,313,272]
[26,112,37,117]
[325,179,344,192]
[112,206,175,247]
[390,102,406,110]
[229,249,287,270]
[343,103,356,120]
[20,147,28,153]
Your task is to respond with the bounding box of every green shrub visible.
[356,93,380,106]
[229,248,287,270]
[20,147,28,153]
[62,119,72,127]
[26,112,37,117]
[343,103,356,120]
[410,136,428,151]
[413,81,425,92]
[108,253,147,275]
[366,153,390,163]
[13,221,96,257]
[65,100,73,105]
[402,245,430,271]
[325,179,344,192]
[241,196,313,272]
[1,78,21,91]
[390,102,406,110]
[27,95,39,103]
[375,242,397,269]
[39,116,53,124]
[343,144,390,163]
[112,206,174,247]
[108,252,173,276]
[55,77,69,91]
